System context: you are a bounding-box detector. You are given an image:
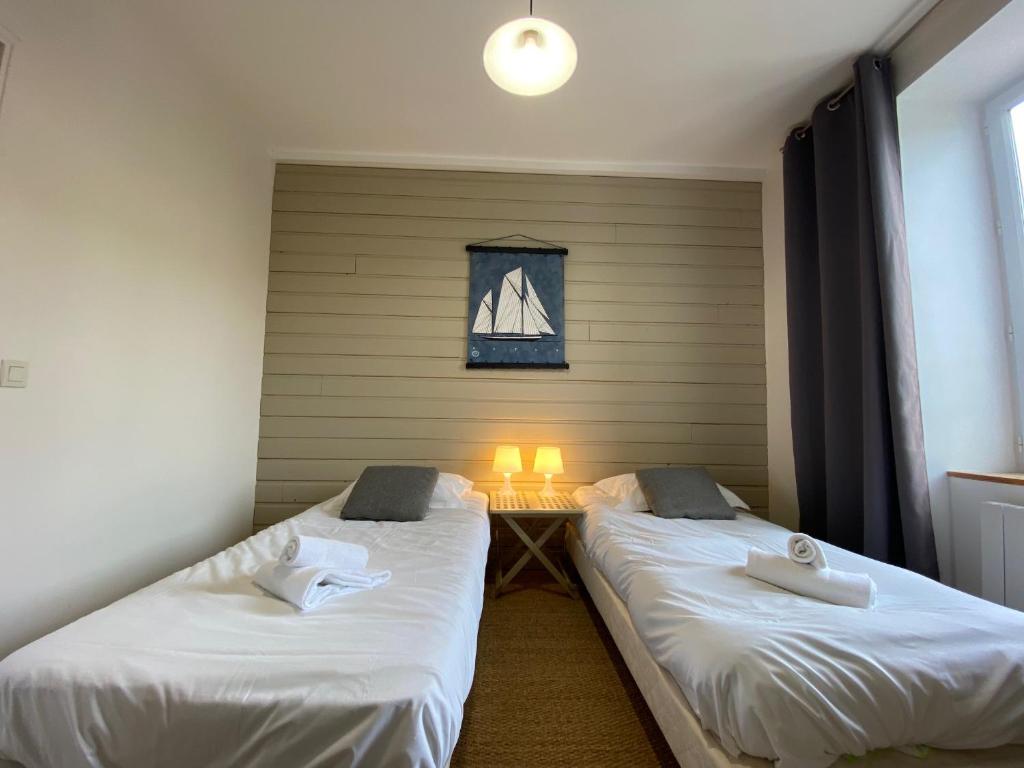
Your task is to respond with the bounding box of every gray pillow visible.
[341,466,439,522]
[635,467,737,520]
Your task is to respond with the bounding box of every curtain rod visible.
[780,58,883,152]
[780,81,852,151]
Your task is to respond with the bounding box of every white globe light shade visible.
[483,17,577,96]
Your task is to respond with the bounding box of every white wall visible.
[0,1,273,657]
[763,157,799,531]
[899,95,1018,585]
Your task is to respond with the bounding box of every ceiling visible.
[146,0,939,174]
[901,0,1024,104]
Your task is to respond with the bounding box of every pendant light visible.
[483,1,577,96]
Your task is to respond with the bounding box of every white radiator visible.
[980,502,1024,610]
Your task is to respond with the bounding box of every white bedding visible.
[575,493,1024,768]
[0,493,490,768]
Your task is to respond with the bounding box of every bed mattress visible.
[575,495,1024,768]
[0,493,490,768]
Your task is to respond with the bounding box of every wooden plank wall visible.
[254,165,766,530]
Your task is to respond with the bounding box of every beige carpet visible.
[451,578,676,768]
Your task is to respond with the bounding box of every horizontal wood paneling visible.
[257,417,767,445]
[267,272,765,305]
[263,335,765,364]
[255,165,765,528]
[260,395,768,424]
[262,357,767,385]
[261,375,766,404]
[264,292,764,325]
[269,234,764,266]
[272,191,763,229]
[264,313,591,340]
[271,212,761,248]
[271,250,764,286]
[257,438,768,466]
[256,460,767,489]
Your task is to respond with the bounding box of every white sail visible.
[524,275,555,335]
[472,289,493,334]
[493,267,524,334]
[523,296,540,335]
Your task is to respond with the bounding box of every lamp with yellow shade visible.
[533,446,564,496]
[492,445,523,495]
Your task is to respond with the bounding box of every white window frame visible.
[985,77,1024,469]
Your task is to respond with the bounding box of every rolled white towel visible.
[787,533,829,570]
[746,548,876,609]
[280,535,369,570]
[253,562,390,611]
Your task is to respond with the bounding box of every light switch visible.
[0,359,28,388]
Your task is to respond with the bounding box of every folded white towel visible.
[746,548,876,609]
[787,533,829,570]
[321,569,391,590]
[280,535,369,570]
[253,562,391,611]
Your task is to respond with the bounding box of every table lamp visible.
[492,445,523,495]
[533,446,564,496]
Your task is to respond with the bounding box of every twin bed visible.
[569,485,1024,768]
[0,490,490,768]
[2,472,1023,768]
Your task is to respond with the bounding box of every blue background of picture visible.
[467,250,566,366]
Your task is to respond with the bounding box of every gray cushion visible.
[341,466,439,522]
[635,467,737,520]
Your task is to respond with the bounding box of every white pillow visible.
[594,473,648,512]
[717,484,750,511]
[318,471,475,514]
[430,472,475,509]
[593,472,750,512]
[319,486,353,516]
[572,485,620,509]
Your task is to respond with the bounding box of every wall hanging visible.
[466,235,568,369]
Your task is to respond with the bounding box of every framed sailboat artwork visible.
[465,236,569,369]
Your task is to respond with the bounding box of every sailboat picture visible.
[472,267,556,341]
[465,239,568,369]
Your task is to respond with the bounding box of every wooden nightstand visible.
[488,490,583,598]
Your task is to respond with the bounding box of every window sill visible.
[947,471,1024,486]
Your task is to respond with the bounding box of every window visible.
[985,79,1024,467]
[1013,102,1024,204]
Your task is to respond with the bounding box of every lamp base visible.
[501,473,514,495]
[539,474,555,496]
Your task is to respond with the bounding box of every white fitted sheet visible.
[0,494,490,768]
[574,494,1024,768]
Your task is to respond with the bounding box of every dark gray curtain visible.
[783,54,938,578]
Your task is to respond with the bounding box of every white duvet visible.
[575,494,1024,768]
[0,494,490,768]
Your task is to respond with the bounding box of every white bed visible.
[0,492,490,768]
[570,492,1024,768]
